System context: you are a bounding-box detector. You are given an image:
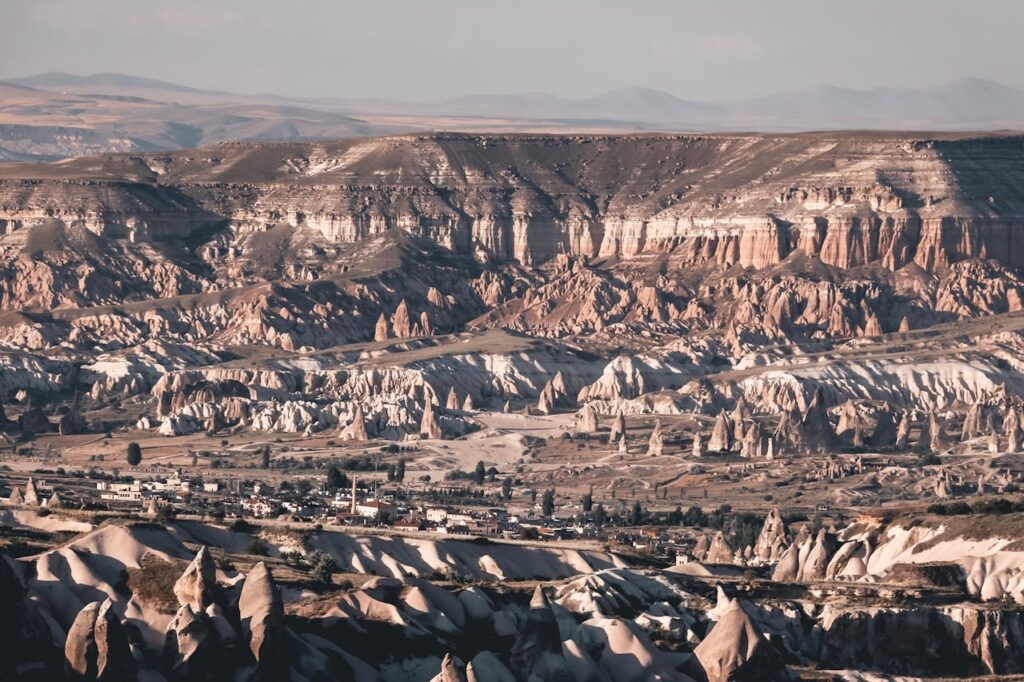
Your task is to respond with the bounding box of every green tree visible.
[126,442,142,466]
[593,504,607,526]
[628,500,644,525]
[501,477,513,501]
[396,459,406,483]
[326,465,347,490]
[473,461,486,485]
[542,489,556,517]
[261,444,271,469]
[684,505,706,527]
[310,550,338,585]
[581,487,593,513]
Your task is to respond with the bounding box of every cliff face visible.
[2,133,1024,441]
[2,133,1023,273]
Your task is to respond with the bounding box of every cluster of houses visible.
[5,468,721,565]
[3,471,610,543]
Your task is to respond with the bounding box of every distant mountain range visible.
[2,72,1024,161]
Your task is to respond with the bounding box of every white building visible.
[425,507,450,523]
[242,496,278,518]
[97,482,142,502]
[356,500,397,520]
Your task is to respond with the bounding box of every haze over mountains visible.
[2,71,1024,160]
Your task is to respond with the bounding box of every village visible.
[1,456,727,566]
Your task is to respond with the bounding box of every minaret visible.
[351,476,358,515]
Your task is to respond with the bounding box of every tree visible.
[542,489,556,517]
[386,464,396,482]
[126,442,142,466]
[473,461,486,485]
[593,504,607,526]
[396,459,406,483]
[309,550,338,585]
[261,444,271,469]
[581,487,593,513]
[501,477,513,501]
[530,489,538,504]
[628,500,644,525]
[684,506,706,527]
[326,465,347,490]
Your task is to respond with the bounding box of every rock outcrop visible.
[753,508,789,562]
[694,598,789,682]
[238,562,286,680]
[173,546,217,613]
[65,600,136,681]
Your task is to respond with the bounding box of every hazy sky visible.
[3,0,1022,101]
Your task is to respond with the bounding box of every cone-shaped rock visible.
[577,404,598,434]
[774,405,803,451]
[536,389,552,415]
[65,599,136,681]
[693,535,710,561]
[753,508,789,562]
[647,419,664,456]
[509,586,567,680]
[1005,407,1022,453]
[800,387,835,454]
[771,543,801,582]
[174,546,217,612]
[797,529,838,581]
[705,531,735,564]
[741,421,762,458]
[962,400,985,441]
[435,653,468,682]
[609,412,625,443]
[238,562,286,680]
[420,401,442,440]
[342,404,369,441]
[162,604,216,680]
[709,411,733,452]
[373,313,390,342]
[23,478,39,506]
[392,299,413,338]
[896,412,911,448]
[732,396,751,427]
[446,387,460,411]
[694,598,789,682]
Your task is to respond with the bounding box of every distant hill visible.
[2,72,1024,160]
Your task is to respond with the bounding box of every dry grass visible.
[126,554,186,614]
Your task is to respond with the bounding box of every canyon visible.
[2,132,1024,680]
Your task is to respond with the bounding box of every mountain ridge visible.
[3,72,1024,161]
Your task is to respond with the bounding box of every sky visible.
[2,0,1022,102]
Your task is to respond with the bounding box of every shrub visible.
[248,538,270,556]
